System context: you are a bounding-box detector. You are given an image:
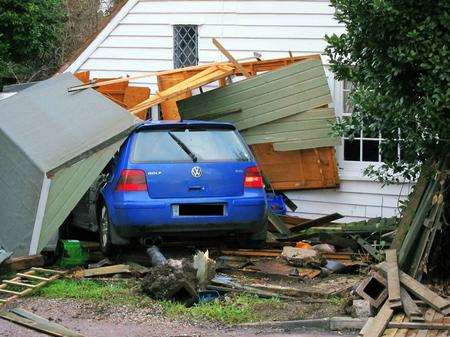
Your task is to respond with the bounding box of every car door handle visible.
[188,186,204,191]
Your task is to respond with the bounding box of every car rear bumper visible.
[108,196,267,238]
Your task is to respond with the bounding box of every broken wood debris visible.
[376,262,450,315]
[0,268,66,304]
[400,287,424,322]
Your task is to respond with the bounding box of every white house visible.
[65,0,412,222]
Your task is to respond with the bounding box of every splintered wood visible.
[128,65,234,116]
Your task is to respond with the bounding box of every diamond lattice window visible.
[173,25,198,69]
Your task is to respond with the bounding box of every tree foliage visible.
[325,0,450,182]
[0,0,121,87]
[0,0,65,84]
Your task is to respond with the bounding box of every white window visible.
[341,81,401,164]
[173,25,198,69]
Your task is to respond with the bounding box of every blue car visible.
[70,120,268,254]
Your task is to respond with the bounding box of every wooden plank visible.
[16,273,50,281]
[31,267,66,275]
[377,262,450,315]
[416,309,436,337]
[0,310,86,337]
[10,308,85,337]
[289,213,343,233]
[381,314,404,337]
[363,301,394,337]
[220,250,280,258]
[388,322,450,330]
[353,235,384,262]
[398,178,437,268]
[0,311,65,337]
[401,287,424,322]
[268,211,291,236]
[0,288,22,295]
[392,173,429,249]
[83,264,131,277]
[2,280,37,288]
[212,38,252,78]
[386,249,402,308]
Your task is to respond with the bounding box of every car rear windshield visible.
[132,128,252,163]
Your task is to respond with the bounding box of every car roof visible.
[135,119,236,131]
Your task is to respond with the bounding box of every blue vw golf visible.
[83,120,268,254]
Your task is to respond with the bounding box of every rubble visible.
[141,259,198,305]
[281,247,326,268]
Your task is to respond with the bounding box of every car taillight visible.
[116,169,147,191]
[244,166,264,188]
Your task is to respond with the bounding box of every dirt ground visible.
[0,297,356,337]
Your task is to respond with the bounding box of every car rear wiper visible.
[168,132,198,162]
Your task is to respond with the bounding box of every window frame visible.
[173,25,199,69]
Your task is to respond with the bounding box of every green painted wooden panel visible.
[180,65,326,119]
[178,59,336,151]
[226,90,331,130]
[273,137,340,151]
[244,127,331,145]
[38,141,122,252]
[276,108,334,122]
[242,118,335,136]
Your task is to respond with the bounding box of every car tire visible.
[99,205,114,256]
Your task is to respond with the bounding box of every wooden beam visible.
[83,264,131,277]
[385,249,402,308]
[212,38,252,78]
[361,301,393,337]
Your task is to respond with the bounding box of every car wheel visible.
[99,205,114,256]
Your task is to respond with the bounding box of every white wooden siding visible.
[69,0,412,222]
[286,180,412,222]
[77,0,343,89]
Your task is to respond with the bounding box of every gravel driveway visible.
[0,297,356,337]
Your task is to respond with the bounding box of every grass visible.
[327,294,345,306]
[35,279,153,307]
[34,279,281,324]
[162,293,281,324]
